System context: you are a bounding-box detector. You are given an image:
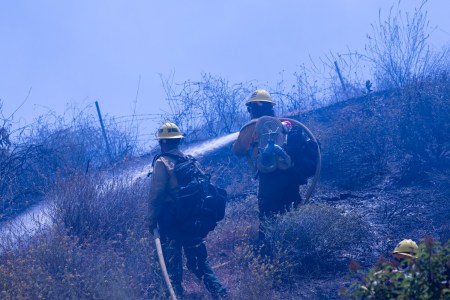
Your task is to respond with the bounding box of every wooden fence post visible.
[95,101,113,163]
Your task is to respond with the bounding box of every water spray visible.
[141,132,239,179]
[184,132,239,157]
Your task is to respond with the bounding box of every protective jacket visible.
[232,119,258,157]
[148,148,228,298]
[148,148,183,231]
[232,116,315,217]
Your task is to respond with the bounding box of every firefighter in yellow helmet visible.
[148,122,228,299]
[245,89,276,117]
[233,90,295,215]
[392,239,419,260]
[232,90,318,244]
[392,239,418,272]
[390,239,418,273]
[233,89,277,168]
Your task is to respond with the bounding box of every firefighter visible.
[232,89,318,249]
[233,89,316,218]
[148,122,228,299]
[392,239,419,272]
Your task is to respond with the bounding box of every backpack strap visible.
[151,152,210,184]
[152,152,189,167]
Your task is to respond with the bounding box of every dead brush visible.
[0,173,167,299]
[262,204,373,277]
[49,173,149,242]
[0,225,164,299]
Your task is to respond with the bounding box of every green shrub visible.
[341,237,450,299]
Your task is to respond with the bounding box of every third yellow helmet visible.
[392,239,418,259]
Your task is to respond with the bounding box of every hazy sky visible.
[1,1,449,135]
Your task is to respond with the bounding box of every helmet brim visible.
[156,136,184,140]
[392,252,416,259]
[245,100,276,106]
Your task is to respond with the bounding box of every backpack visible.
[285,125,319,184]
[152,153,227,237]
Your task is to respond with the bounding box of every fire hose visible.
[153,228,177,300]
[238,117,321,204]
[280,118,322,204]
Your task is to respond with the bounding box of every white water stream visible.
[0,132,239,249]
[129,132,239,181]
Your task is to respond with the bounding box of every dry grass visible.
[1,171,363,299]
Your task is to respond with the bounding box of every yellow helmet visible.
[245,89,275,106]
[392,239,418,259]
[156,122,184,140]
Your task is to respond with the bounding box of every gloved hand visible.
[149,223,157,236]
[152,228,161,239]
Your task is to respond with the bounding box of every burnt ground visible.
[195,81,450,299]
[303,83,450,247]
[209,81,450,252]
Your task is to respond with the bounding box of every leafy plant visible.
[341,237,450,299]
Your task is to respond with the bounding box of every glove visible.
[149,222,157,235]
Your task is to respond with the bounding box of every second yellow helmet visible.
[245,89,276,106]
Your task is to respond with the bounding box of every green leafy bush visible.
[341,237,450,299]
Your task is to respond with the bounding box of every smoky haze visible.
[1,1,449,136]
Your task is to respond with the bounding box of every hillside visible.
[302,82,449,242]
[205,80,450,243]
[0,80,449,299]
[199,80,450,298]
